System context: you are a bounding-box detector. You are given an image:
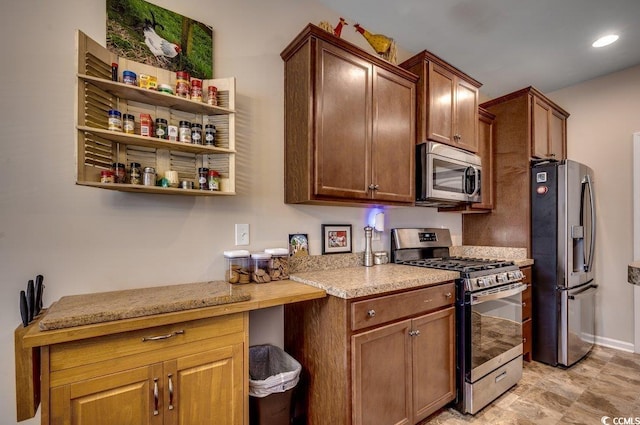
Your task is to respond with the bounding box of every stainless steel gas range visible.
[391,228,525,415]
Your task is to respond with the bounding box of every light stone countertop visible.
[289,263,459,299]
[629,261,640,285]
[289,246,533,299]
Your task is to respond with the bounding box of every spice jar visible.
[122,70,137,85]
[224,250,250,284]
[251,252,272,283]
[111,63,118,82]
[207,169,220,191]
[108,109,122,132]
[178,121,191,143]
[140,113,153,137]
[111,162,126,183]
[100,170,115,183]
[155,118,168,139]
[129,162,142,185]
[143,167,156,186]
[175,71,190,99]
[190,78,203,102]
[204,124,216,146]
[123,114,135,134]
[265,248,290,280]
[167,125,178,141]
[207,86,218,106]
[191,123,203,145]
[198,167,209,190]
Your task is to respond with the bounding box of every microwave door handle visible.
[466,166,481,197]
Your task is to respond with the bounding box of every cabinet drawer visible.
[50,313,245,373]
[351,283,455,331]
[522,284,532,321]
[522,318,532,357]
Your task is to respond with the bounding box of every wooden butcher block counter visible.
[15,279,325,424]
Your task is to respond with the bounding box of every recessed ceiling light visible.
[592,34,619,48]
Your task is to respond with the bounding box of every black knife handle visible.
[20,291,29,327]
[34,275,44,315]
[26,280,34,323]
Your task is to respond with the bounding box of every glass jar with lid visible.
[250,252,272,283]
[265,248,289,280]
[224,250,250,284]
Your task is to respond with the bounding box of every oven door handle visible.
[470,282,527,305]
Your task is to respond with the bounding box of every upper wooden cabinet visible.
[462,86,569,253]
[400,51,482,153]
[281,24,418,206]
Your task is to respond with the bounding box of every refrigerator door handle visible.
[582,174,596,273]
[567,284,598,300]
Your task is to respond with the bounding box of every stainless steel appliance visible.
[391,228,525,414]
[531,160,597,367]
[415,142,482,207]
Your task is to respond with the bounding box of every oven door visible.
[467,282,525,382]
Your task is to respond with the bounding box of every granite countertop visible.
[289,245,533,299]
[629,261,640,285]
[290,264,459,298]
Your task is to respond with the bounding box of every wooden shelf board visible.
[78,74,236,115]
[76,181,236,196]
[77,126,235,155]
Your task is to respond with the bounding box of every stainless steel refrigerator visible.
[531,160,597,367]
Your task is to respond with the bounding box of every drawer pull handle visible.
[142,330,185,342]
[367,309,376,318]
[523,337,527,343]
[522,302,527,307]
[168,374,174,410]
[445,292,452,299]
[495,371,507,383]
[153,378,159,416]
[409,330,421,337]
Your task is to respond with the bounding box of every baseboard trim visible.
[594,335,635,353]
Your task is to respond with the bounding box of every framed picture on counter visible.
[322,224,352,254]
[289,233,309,257]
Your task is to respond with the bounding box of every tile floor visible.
[422,346,640,424]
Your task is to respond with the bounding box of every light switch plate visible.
[235,224,249,246]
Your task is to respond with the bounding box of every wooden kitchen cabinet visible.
[400,50,482,153]
[45,314,246,425]
[462,86,569,252]
[285,282,455,425]
[438,107,495,213]
[521,266,533,362]
[281,24,417,206]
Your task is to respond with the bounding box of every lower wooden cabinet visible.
[44,314,247,425]
[285,282,455,425]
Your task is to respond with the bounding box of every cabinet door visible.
[532,96,551,158]
[454,79,479,153]
[471,109,494,210]
[50,364,162,425]
[411,307,456,423]
[427,63,455,145]
[166,343,244,425]
[371,66,415,203]
[352,320,412,425]
[314,40,372,200]
[549,109,566,159]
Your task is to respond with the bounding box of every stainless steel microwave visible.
[416,142,482,206]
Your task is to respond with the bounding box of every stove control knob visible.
[476,278,486,288]
[496,273,507,283]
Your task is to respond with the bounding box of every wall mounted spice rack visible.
[76,30,236,196]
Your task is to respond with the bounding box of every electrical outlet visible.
[235,224,249,246]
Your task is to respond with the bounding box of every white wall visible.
[0,0,461,422]
[550,64,640,350]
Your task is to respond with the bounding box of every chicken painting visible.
[143,12,182,64]
[353,23,397,64]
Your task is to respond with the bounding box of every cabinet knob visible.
[445,292,452,299]
[368,184,379,191]
[367,309,376,318]
[523,337,527,343]
[409,330,421,337]
[522,302,526,307]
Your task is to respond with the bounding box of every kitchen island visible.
[15,280,326,424]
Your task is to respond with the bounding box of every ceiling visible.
[315,0,640,99]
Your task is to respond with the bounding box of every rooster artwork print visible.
[107,0,213,79]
